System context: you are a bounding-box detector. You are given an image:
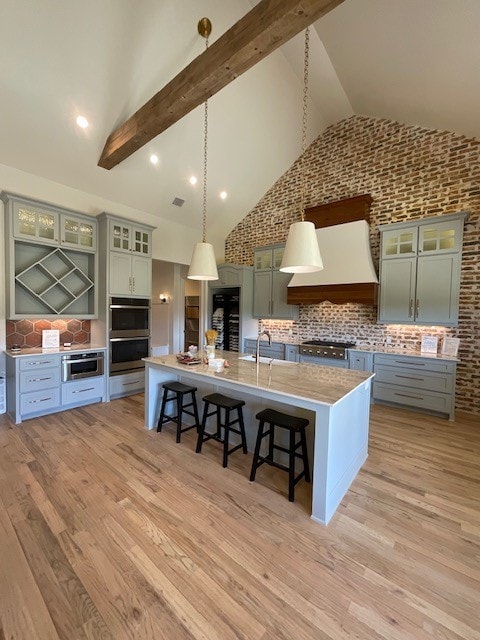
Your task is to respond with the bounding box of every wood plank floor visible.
[0,397,479,640]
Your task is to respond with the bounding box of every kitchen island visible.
[144,352,374,525]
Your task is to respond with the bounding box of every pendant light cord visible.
[202,34,209,243]
[300,26,310,223]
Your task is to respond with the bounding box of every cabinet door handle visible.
[416,299,419,316]
[395,374,424,381]
[29,397,52,404]
[123,380,141,386]
[31,377,53,382]
[72,387,95,393]
[409,299,413,317]
[132,277,135,292]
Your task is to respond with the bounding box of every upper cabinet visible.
[2,192,98,319]
[109,219,151,256]
[253,245,298,319]
[98,213,155,298]
[378,213,468,326]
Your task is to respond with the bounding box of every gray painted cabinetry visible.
[253,245,298,320]
[95,213,155,399]
[6,352,106,424]
[372,352,456,420]
[2,192,98,318]
[378,213,467,326]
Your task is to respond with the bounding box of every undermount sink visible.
[238,355,294,366]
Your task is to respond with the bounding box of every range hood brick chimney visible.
[287,195,379,305]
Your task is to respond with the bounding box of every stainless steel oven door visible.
[109,297,150,338]
[109,337,150,374]
[61,352,104,382]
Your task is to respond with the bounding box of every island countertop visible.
[143,351,374,407]
[144,351,374,525]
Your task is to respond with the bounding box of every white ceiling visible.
[1,0,479,259]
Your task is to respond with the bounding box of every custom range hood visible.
[287,195,378,305]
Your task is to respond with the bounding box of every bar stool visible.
[157,381,200,443]
[250,408,310,502]
[196,393,247,468]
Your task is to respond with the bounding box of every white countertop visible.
[4,344,106,358]
[144,351,374,407]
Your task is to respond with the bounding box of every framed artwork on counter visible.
[420,335,438,354]
[441,337,460,357]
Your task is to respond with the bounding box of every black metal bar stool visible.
[196,393,247,468]
[157,381,200,443]
[250,408,311,502]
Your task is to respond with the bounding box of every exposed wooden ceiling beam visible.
[98,0,345,170]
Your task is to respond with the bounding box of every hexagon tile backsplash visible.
[6,319,91,349]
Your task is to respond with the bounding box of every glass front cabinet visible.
[378,213,468,326]
[1,192,98,318]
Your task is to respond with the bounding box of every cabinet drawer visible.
[374,365,453,394]
[20,368,60,393]
[109,372,145,398]
[373,354,455,374]
[20,355,60,371]
[372,382,452,415]
[20,388,61,416]
[62,377,105,406]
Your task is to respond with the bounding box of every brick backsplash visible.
[6,319,91,348]
[225,115,480,415]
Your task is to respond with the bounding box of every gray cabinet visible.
[372,352,456,420]
[6,351,107,424]
[99,213,154,299]
[109,370,145,399]
[243,339,285,359]
[2,192,98,319]
[109,219,151,256]
[109,253,151,297]
[285,344,299,362]
[378,213,467,326]
[253,246,298,319]
[348,350,374,372]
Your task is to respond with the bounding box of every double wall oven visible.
[109,297,150,374]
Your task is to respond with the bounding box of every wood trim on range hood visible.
[287,195,378,305]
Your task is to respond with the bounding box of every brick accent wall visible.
[225,115,480,415]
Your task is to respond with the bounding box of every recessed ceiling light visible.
[150,154,159,165]
[220,191,228,200]
[189,176,197,185]
[76,115,89,129]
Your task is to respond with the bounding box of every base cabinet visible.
[7,352,106,424]
[348,350,374,372]
[243,339,285,360]
[372,353,456,420]
[109,371,145,399]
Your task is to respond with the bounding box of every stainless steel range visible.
[299,340,355,368]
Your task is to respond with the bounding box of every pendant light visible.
[280,27,323,274]
[188,18,219,281]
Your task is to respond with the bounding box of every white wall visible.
[0,163,202,351]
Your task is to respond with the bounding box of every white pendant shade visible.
[187,241,219,280]
[279,220,324,273]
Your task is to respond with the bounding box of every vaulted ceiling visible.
[1,0,479,260]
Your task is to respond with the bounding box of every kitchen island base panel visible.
[144,356,373,525]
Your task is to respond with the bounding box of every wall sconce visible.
[159,294,170,304]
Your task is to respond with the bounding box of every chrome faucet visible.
[256,330,272,363]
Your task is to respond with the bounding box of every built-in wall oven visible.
[109,297,150,374]
[110,337,150,374]
[109,297,150,337]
